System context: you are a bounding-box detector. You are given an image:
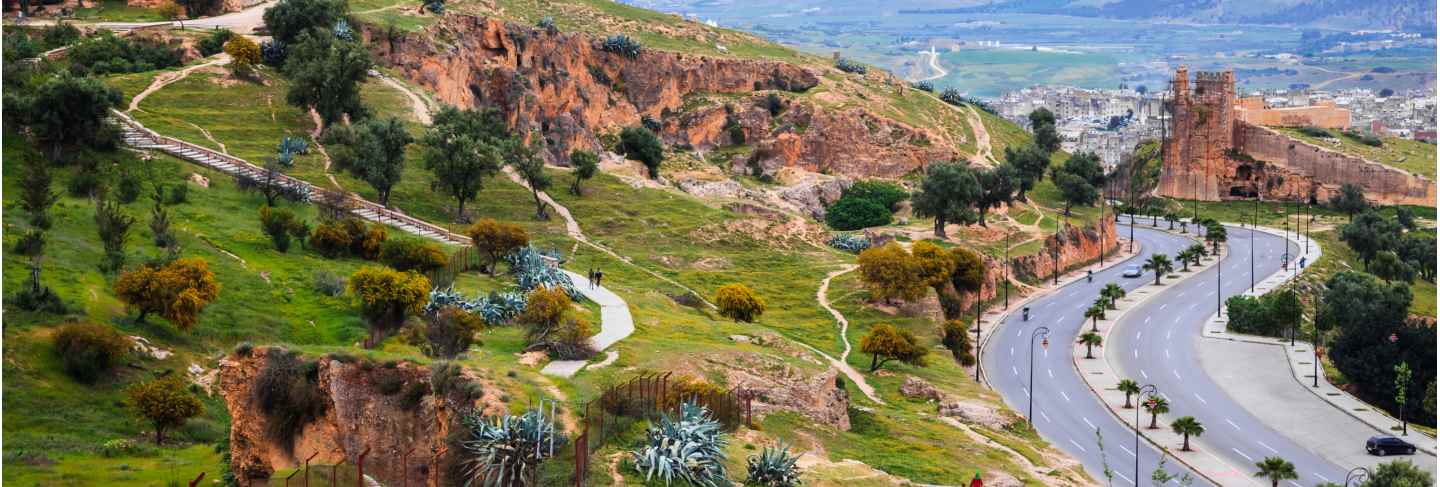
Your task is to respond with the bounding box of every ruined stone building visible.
[1157,66,1434,207]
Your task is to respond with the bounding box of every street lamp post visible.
[1311,284,1325,388]
[1344,467,1371,487]
[1028,326,1051,424]
[1389,333,1406,436]
[1004,231,1011,309]
[1136,384,1158,486]
[975,299,984,382]
[1251,195,1258,292]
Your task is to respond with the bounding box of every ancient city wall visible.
[1233,122,1435,206]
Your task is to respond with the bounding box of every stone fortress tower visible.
[1157,66,1435,207]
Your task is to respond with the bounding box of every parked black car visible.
[1367,435,1417,456]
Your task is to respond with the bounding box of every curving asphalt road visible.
[984,223,1198,485]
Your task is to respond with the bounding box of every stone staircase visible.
[112,109,470,247]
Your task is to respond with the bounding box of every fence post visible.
[357,446,371,487]
[303,450,320,487]
[402,447,415,487]
[746,393,753,428]
[429,446,448,487]
[188,472,206,487]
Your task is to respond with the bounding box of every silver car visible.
[1122,265,1143,278]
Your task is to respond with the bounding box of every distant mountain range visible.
[897,0,1436,33]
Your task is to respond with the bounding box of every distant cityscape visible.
[990,83,1437,168]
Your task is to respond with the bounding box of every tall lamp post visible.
[1309,282,1326,388]
[1344,467,1371,487]
[1028,326,1051,424]
[1136,384,1159,486]
[1251,194,1258,292]
[1004,230,1012,309]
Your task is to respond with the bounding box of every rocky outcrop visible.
[1232,122,1435,206]
[372,15,959,177]
[1011,218,1119,286]
[707,352,851,431]
[219,347,506,485]
[899,377,1014,429]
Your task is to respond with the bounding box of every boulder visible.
[899,376,944,402]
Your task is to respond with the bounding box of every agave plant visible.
[505,245,581,299]
[601,34,643,59]
[477,291,527,324]
[632,402,730,487]
[939,88,965,106]
[827,233,871,253]
[911,80,934,92]
[746,444,802,487]
[332,19,354,41]
[834,58,867,75]
[460,408,566,487]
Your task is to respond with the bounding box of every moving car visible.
[1367,435,1417,456]
[1122,266,1143,278]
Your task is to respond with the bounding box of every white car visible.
[1122,266,1143,278]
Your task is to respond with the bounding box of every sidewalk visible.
[1072,233,1246,486]
[539,270,635,378]
[1200,223,1438,456]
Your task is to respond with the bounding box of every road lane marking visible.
[1159,304,1167,310]
[1226,419,1240,430]
[1165,349,1171,359]
[1193,393,1207,405]
[1048,368,1053,378]
[1288,482,1303,487]
[1115,471,1133,485]
[1083,417,1095,429]
[1166,330,1173,340]
[1022,387,1029,397]
[1141,369,1149,379]
[1257,441,1278,454]
[1013,366,1019,375]
[1134,349,1139,358]
[1206,290,1215,297]
[1119,444,1135,457]
[1136,331,1143,340]
[1017,329,1022,337]
[1069,438,1088,452]
[1188,303,1198,310]
[1232,448,1254,462]
[1060,391,1071,402]
[1041,410,1052,423]
[1173,370,1182,380]
[1314,474,1332,483]
[1145,316,1152,324]
[1010,347,1014,356]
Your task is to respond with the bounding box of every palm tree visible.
[1205,224,1228,254]
[1100,283,1125,309]
[1078,332,1102,359]
[1084,304,1105,332]
[1175,249,1195,272]
[1143,254,1173,285]
[1117,379,1140,409]
[1164,212,1179,230]
[1188,243,1208,260]
[1170,416,1205,451]
[1142,394,1169,429]
[1254,457,1298,487]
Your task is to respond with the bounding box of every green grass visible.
[1276,127,1437,180]
[72,0,167,22]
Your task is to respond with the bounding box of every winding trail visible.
[911,47,947,82]
[814,265,883,404]
[127,54,230,113]
[964,105,996,165]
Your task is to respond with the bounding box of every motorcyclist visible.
[1087,270,1093,283]
[1023,306,1030,321]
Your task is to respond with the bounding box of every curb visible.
[1199,222,1439,455]
[1071,224,1243,487]
[978,237,1143,389]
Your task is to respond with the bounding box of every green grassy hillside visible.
[1276,127,1436,180]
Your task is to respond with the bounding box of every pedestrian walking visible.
[595,270,604,288]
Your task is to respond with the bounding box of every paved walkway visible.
[16,1,274,32]
[540,270,634,377]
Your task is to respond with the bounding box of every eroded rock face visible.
[938,400,1013,430]
[709,353,851,431]
[372,16,955,178]
[219,348,506,485]
[899,376,944,402]
[1011,218,1119,287]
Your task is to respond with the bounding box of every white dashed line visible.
[1118,444,1135,457]
[1140,369,1148,379]
[1165,349,1171,359]
[1166,330,1173,340]
[1193,393,1207,405]
[1314,473,1332,483]
[1145,316,1152,324]
[1115,471,1134,485]
[1258,441,1278,454]
[1060,391,1071,402]
[1048,368,1054,379]
[1159,303,1168,310]
[1012,366,1019,376]
[1173,370,1182,380]
[1226,419,1240,430]
[1136,331,1143,340]
[1010,347,1015,356]
[1023,387,1029,397]
[1083,417,1095,429]
[1134,349,1139,358]
[1069,438,1088,452]
[1232,448,1254,462]
[1041,410,1052,423]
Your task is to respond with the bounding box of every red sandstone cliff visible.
[220,348,507,485]
[370,16,959,177]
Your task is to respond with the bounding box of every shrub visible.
[253,349,326,450]
[618,126,664,179]
[746,444,802,487]
[940,319,975,366]
[939,88,965,106]
[378,238,448,273]
[197,29,233,57]
[1297,126,1332,138]
[763,93,785,116]
[348,266,431,344]
[100,439,146,458]
[860,323,928,372]
[715,283,766,323]
[166,183,189,205]
[259,39,287,67]
[827,233,872,253]
[312,270,346,297]
[223,35,261,77]
[425,307,484,358]
[258,206,307,253]
[178,418,223,443]
[600,34,642,58]
[126,375,204,445]
[844,180,908,211]
[67,31,182,75]
[911,81,934,92]
[834,58,866,74]
[40,22,82,50]
[632,402,729,486]
[113,257,221,331]
[518,286,571,341]
[310,218,385,259]
[1342,130,1383,147]
[466,219,529,275]
[537,16,557,34]
[547,316,596,360]
[825,195,891,230]
[53,322,130,383]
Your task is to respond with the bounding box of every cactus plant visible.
[827,233,872,253]
[601,34,643,59]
